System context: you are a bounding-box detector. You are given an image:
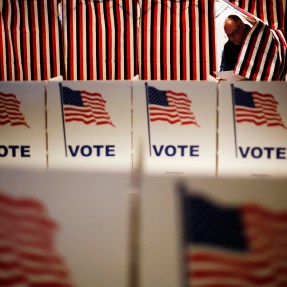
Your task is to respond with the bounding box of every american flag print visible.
[0,192,74,287]
[233,87,286,128]
[0,91,29,127]
[139,0,216,80]
[61,86,115,127]
[180,188,287,287]
[147,85,199,126]
[0,0,63,81]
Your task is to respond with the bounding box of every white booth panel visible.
[133,81,217,176]
[218,81,287,177]
[47,81,132,172]
[0,82,46,169]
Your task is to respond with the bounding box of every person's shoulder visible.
[224,40,234,50]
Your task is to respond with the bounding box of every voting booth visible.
[218,81,287,177]
[1,80,287,176]
[133,81,217,176]
[0,82,46,169]
[1,169,287,287]
[47,81,132,172]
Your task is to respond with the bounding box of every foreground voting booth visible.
[47,81,132,172]
[0,169,287,287]
[0,82,47,169]
[1,80,287,177]
[218,81,287,177]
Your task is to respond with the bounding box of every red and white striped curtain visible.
[236,20,287,80]
[139,0,216,80]
[225,1,287,80]
[62,0,139,80]
[228,0,287,30]
[0,0,63,81]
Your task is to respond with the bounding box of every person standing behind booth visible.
[220,15,251,72]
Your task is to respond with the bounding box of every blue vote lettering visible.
[152,145,199,157]
[239,146,286,159]
[0,145,31,157]
[68,145,115,157]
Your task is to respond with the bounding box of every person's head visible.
[224,15,246,45]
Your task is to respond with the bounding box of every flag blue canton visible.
[234,87,255,108]
[148,86,169,106]
[181,187,247,252]
[62,86,84,107]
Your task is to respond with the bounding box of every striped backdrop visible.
[236,20,287,80]
[225,1,287,80]
[62,0,139,80]
[139,0,216,80]
[0,0,63,81]
[229,0,287,30]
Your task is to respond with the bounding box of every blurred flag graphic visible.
[0,192,74,287]
[180,185,287,287]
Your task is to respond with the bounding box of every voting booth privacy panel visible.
[0,169,130,287]
[132,81,217,176]
[218,81,287,177]
[47,81,132,171]
[0,82,46,169]
[1,80,287,177]
[1,169,287,287]
[140,175,287,287]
